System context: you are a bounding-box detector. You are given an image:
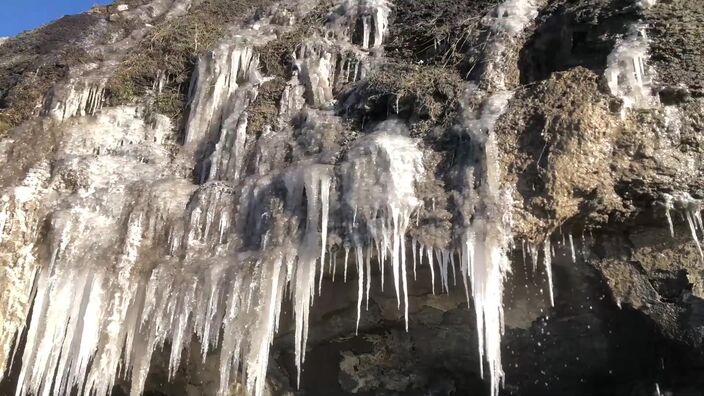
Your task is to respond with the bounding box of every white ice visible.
[605,25,659,114]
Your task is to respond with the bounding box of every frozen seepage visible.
[460,121,512,396]
[295,47,336,108]
[206,89,251,183]
[294,41,372,108]
[663,192,704,259]
[0,0,559,394]
[330,0,391,49]
[605,25,659,113]
[0,106,175,385]
[460,89,516,396]
[8,105,196,396]
[461,217,510,395]
[488,0,540,35]
[480,0,541,90]
[283,165,333,387]
[463,89,513,144]
[184,41,262,146]
[0,163,51,383]
[457,1,541,394]
[183,4,298,148]
[343,120,424,329]
[294,0,391,110]
[14,182,198,396]
[10,162,335,396]
[44,78,107,122]
[5,92,337,396]
[290,0,392,110]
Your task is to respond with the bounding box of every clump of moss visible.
[348,62,465,133]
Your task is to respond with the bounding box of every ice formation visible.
[605,25,659,113]
[343,122,424,329]
[331,0,391,49]
[0,1,404,395]
[44,78,108,122]
[480,0,540,90]
[459,94,515,395]
[455,1,541,395]
[0,0,550,395]
[663,192,704,260]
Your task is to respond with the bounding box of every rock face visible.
[0,0,703,395]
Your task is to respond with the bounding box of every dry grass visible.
[354,62,465,125]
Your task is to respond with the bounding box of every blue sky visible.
[1,0,111,37]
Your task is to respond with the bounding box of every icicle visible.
[529,243,539,273]
[427,246,436,295]
[344,244,350,282]
[544,239,555,307]
[328,251,333,275]
[412,238,418,280]
[400,217,410,330]
[685,211,704,260]
[365,246,372,310]
[391,207,402,306]
[664,194,675,237]
[332,254,338,280]
[569,233,576,263]
[361,15,372,49]
[318,175,331,295]
[355,244,364,334]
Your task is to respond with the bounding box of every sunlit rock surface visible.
[1,0,704,395]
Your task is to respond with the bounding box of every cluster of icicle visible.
[605,0,659,114]
[0,1,420,396]
[44,78,108,122]
[0,1,559,396]
[607,1,704,261]
[664,192,704,260]
[457,1,544,395]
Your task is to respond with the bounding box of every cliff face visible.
[0,0,703,395]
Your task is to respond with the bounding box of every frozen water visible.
[605,25,659,113]
[663,192,704,260]
[0,0,548,395]
[343,120,424,327]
